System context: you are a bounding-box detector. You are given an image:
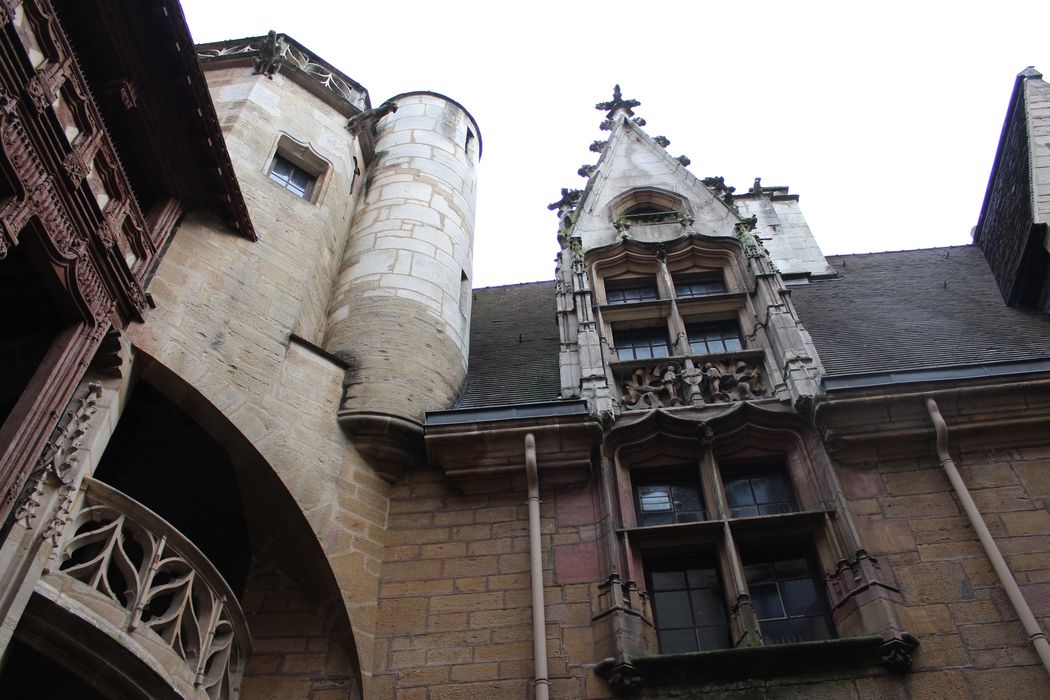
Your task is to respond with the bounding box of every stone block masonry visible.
[326,93,481,426]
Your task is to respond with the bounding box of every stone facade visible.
[1,9,1050,700]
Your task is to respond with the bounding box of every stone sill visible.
[631,635,884,685]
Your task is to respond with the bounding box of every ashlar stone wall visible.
[370,468,607,699]
[836,443,1050,698]
[129,65,390,691]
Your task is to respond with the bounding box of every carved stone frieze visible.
[12,469,47,528]
[62,131,101,187]
[879,633,920,672]
[13,380,103,529]
[0,195,32,244]
[595,660,643,696]
[619,356,767,411]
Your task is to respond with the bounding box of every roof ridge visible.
[825,244,973,259]
[473,279,555,291]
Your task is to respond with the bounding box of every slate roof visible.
[456,281,562,408]
[791,245,1050,377]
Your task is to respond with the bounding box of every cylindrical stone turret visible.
[325,92,480,476]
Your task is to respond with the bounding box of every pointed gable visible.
[974,67,1050,308]
[572,119,744,252]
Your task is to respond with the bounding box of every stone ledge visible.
[630,635,886,686]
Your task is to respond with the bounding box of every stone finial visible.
[548,188,582,218]
[595,84,641,124]
[749,177,764,196]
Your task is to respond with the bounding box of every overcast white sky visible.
[181,1,1050,288]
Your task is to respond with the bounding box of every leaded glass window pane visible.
[636,480,706,526]
[686,322,743,356]
[648,559,729,653]
[722,467,797,518]
[607,281,659,304]
[742,548,832,645]
[268,155,315,199]
[616,328,670,361]
[675,277,727,298]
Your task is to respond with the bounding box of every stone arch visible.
[114,350,364,699]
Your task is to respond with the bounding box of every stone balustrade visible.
[615,349,768,410]
[48,478,251,700]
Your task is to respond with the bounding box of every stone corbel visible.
[594,658,643,696]
[879,632,920,672]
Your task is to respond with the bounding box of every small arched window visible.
[612,188,688,224]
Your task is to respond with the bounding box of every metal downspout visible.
[926,398,1050,675]
[525,433,551,700]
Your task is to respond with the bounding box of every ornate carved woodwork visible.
[0,0,242,527]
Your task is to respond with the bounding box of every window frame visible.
[606,277,660,305]
[616,435,837,655]
[720,463,798,519]
[267,154,316,199]
[633,471,708,527]
[740,545,835,646]
[684,320,744,357]
[646,556,731,654]
[614,325,671,361]
[264,134,331,204]
[673,273,728,299]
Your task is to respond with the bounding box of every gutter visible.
[926,398,1050,676]
[525,433,550,700]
